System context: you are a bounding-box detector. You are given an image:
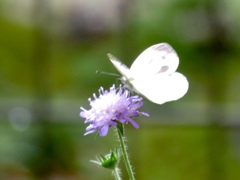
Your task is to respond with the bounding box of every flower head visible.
[80,85,149,136]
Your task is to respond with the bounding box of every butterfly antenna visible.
[96,70,121,77]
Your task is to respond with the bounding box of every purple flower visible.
[80,85,149,136]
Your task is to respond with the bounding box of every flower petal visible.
[99,124,109,136]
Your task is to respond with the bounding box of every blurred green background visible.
[0,0,240,179]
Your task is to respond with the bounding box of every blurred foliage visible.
[128,125,240,180]
[0,0,240,179]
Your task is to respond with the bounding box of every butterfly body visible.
[108,43,188,104]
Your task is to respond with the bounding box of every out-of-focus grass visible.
[128,124,240,180]
[1,120,239,180]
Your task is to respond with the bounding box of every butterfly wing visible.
[107,53,133,81]
[129,43,188,104]
[131,72,188,104]
[130,43,179,78]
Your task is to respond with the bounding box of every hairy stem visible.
[117,127,135,180]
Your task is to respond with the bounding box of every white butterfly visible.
[108,43,188,104]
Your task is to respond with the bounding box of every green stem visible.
[112,168,122,180]
[117,128,135,180]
